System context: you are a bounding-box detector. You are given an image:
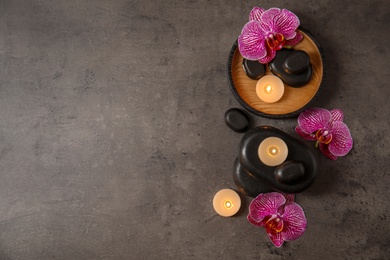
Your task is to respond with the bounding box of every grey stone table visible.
[0,1,389,259]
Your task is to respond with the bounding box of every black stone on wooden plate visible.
[283,50,310,74]
[237,126,317,194]
[233,158,273,197]
[274,161,305,184]
[224,108,250,133]
[269,49,312,88]
[242,58,266,80]
[227,27,326,118]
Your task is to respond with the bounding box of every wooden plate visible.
[227,28,325,118]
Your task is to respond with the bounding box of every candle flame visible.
[264,85,273,94]
[268,146,279,156]
[224,199,233,209]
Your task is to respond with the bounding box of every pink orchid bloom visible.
[248,192,307,248]
[295,108,353,160]
[238,7,303,64]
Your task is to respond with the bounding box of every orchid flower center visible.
[265,215,284,233]
[266,33,286,51]
[315,129,333,144]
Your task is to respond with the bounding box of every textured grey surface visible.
[0,0,389,259]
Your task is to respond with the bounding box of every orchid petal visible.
[281,203,307,241]
[283,193,295,203]
[330,109,344,123]
[297,108,331,134]
[277,193,295,215]
[328,121,353,156]
[248,193,286,222]
[247,213,265,227]
[249,6,266,21]
[238,21,267,60]
[295,126,317,141]
[267,230,284,248]
[319,143,338,160]
[259,8,282,32]
[258,49,276,64]
[260,8,300,39]
[285,32,303,46]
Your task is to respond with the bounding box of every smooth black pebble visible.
[269,49,312,88]
[242,59,266,80]
[283,50,310,74]
[274,161,305,184]
[238,126,318,193]
[224,108,249,132]
[233,158,274,197]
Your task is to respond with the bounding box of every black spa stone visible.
[242,59,266,80]
[224,108,250,133]
[283,50,310,74]
[237,126,318,194]
[269,49,312,88]
[233,158,273,197]
[274,161,305,184]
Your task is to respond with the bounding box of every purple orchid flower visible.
[296,108,353,160]
[238,7,303,64]
[248,192,306,248]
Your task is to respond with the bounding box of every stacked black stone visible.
[275,161,305,184]
[269,49,312,88]
[233,126,318,197]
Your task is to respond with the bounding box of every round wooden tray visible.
[227,28,325,118]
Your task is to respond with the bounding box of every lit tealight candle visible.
[256,75,285,103]
[213,189,241,217]
[258,137,288,166]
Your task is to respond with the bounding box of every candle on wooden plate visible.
[258,137,288,166]
[256,75,285,103]
[213,189,241,217]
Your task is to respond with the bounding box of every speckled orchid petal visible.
[268,230,284,248]
[328,121,353,156]
[295,126,317,141]
[330,109,344,123]
[258,48,276,64]
[248,193,286,222]
[247,212,265,227]
[281,203,307,241]
[259,8,282,32]
[238,21,267,60]
[297,108,331,134]
[277,193,295,215]
[260,8,300,39]
[249,6,266,21]
[319,144,338,160]
[285,32,303,46]
[283,193,295,203]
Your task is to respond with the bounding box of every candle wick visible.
[224,200,233,209]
